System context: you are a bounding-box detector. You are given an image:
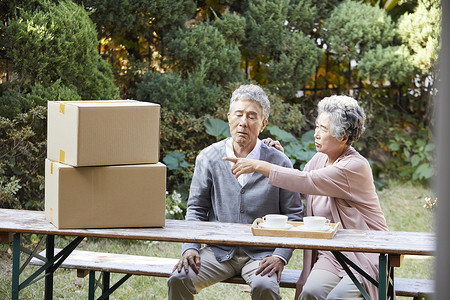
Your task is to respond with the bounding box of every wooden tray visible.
[251,218,340,239]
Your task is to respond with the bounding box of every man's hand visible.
[172,249,201,274]
[255,256,285,282]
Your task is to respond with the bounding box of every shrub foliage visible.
[0,107,47,209]
[0,0,440,211]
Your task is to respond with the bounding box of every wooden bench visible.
[30,249,433,299]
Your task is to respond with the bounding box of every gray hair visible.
[229,84,270,120]
[317,95,366,145]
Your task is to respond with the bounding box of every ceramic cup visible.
[303,216,330,230]
[262,214,288,228]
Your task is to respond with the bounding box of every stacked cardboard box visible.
[45,100,166,229]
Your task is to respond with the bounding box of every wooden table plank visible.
[0,208,435,255]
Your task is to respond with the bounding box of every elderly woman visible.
[224,95,388,300]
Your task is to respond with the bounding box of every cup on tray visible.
[303,216,330,230]
[262,214,288,228]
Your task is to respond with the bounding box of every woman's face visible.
[314,112,348,158]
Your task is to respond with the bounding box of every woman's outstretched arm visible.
[222,157,273,178]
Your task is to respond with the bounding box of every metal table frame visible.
[12,233,398,300]
[2,209,433,300]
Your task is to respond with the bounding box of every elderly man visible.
[167,84,303,300]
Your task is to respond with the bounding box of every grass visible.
[0,181,434,299]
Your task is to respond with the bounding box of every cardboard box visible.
[47,100,160,167]
[45,159,166,229]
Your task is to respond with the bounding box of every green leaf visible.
[163,152,190,170]
[425,143,435,152]
[414,163,435,180]
[389,142,400,151]
[266,125,298,143]
[300,130,315,148]
[416,139,426,148]
[203,118,230,139]
[411,154,421,167]
[403,148,411,160]
[9,158,23,176]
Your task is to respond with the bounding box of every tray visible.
[251,218,340,239]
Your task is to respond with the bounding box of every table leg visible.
[332,251,372,300]
[98,274,132,300]
[18,235,84,295]
[379,254,388,300]
[12,233,21,300]
[45,235,55,300]
[103,272,110,300]
[89,271,96,300]
[388,262,395,299]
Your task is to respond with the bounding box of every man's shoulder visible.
[261,143,293,167]
[197,140,226,161]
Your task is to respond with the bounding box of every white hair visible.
[318,95,366,145]
[229,84,270,120]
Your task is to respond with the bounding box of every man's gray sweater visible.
[182,138,304,263]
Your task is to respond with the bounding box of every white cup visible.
[303,216,330,230]
[262,214,288,228]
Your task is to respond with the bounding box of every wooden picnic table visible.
[0,208,435,300]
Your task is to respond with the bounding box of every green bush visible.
[397,0,441,73]
[164,22,244,84]
[0,81,81,120]
[136,69,222,117]
[359,45,415,85]
[0,106,47,210]
[241,0,322,100]
[212,10,246,44]
[165,190,187,220]
[243,0,290,59]
[0,85,29,120]
[159,108,215,196]
[323,0,395,61]
[4,0,119,100]
[266,32,323,99]
[0,80,81,119]
[159,108,213,161]
[387,127,435,182]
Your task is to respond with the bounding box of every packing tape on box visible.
[59,150,65,163]
[57,100,143,115]
[75,100,141,104]
[58,100,140,105]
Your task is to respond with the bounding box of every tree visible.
[4,0,119,101]
[136,68,221,117]
[74,0,196,56]
[266,32,323,99]
[238,0,322,99]
[323,0,396,62]
[397,0,441,73]
[164,22,244,85]
[358,45,415,85]
[0,0,119,209]
[0,0,442,210]
[71,0,197,97]
[0,80,81,120]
